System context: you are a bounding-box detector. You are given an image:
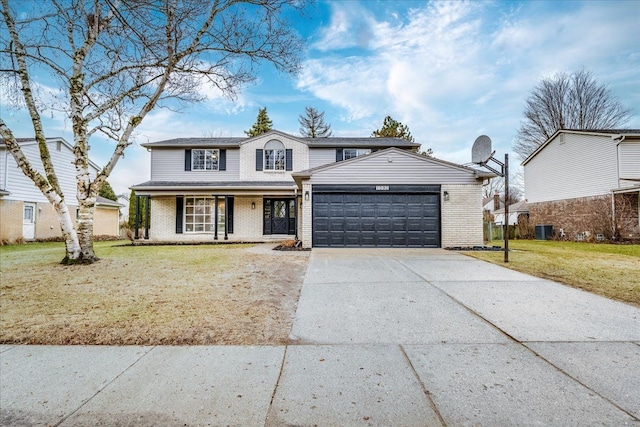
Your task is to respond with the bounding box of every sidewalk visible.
[2,249,639,426]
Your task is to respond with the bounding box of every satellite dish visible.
[472,135,492,164]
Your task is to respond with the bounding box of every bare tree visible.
[299,106,332,138]
[482,176,522,203]
[514,69,632,160]
[0,0,303,263]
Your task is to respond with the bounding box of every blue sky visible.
[3,0,639,196]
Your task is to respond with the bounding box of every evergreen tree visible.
[299,106,332,138]
[245,107,273,137]
[371,116,415,142]
[127,189,146,228]
[98,181,118,201]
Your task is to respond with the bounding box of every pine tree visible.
[245,107,273,137]
[371,116,415,142]
[299,106,332,138]
[98,181,118,201]
[127,189,146,228]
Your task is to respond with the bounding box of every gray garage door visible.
[312,185,441,248]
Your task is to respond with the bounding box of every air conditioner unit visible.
[535,225,553,240]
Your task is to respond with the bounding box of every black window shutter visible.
[219,149,226,171]
[176,196,184,234]
[336,149,343,162]
[184,150,191,171]
[256,149,263,171]
[227,196,234,234]
[285,149,293,171]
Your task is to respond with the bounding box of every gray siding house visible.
[131,130,492,248]
[523,129,640,240]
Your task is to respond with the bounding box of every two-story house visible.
[131,130,493,248]
[523,129,640,240]
[0,137,123,242]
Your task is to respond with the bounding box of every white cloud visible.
[297,0,640,164]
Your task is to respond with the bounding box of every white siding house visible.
[0,138,122,242]
[132,130,493,248]
[523,130,640,240]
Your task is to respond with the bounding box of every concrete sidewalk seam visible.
[399,344,447,427]
[264,344,288,427]
[522,343,640,422]
[395,258,523,345]
[54,345,157,427]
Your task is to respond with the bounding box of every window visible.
[184,197,224,233]
[192,149,219,171]
[264,140,285,171]
[343,148,371,160]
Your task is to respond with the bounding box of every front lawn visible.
[0,241,308,345]
[466,240,640,307]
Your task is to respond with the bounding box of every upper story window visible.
[192,149,219,170]
[343,148,371,160]
[264,140,285,171]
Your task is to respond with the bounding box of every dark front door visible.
[264,199,296,235]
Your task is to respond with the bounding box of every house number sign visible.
[375,185,390,191]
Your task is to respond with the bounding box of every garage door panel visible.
[392,219,406,231]
[314,219,330,232]
[312,189,440,248]
[361,219,376,231]
[344,220,361,232]
[344,204,360,216]
[376,234,392,246]
[376,219,392,232]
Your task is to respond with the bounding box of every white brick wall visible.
[301,182,312,248]
[148,196,291,243]
[441,184,484,247]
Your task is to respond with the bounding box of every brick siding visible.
[529,193,640,241]
[441,184,484,247]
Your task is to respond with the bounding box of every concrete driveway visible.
[2,248,639,426]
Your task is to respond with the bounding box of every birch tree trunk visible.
[1,0,304,264]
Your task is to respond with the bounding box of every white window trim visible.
[184,196,217,233]
[264,148,286,171]
[192,149,220,171]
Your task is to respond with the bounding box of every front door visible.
[23,203,36,240]
[264,199,296,235]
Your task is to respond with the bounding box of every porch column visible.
[294,196,298,241]
[144,196,150,239]
[214,195,219,240]
[224,195,229,240]
[134,195,140,239]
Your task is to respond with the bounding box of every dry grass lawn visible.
[466,240,640,307]
[0,241,308,345]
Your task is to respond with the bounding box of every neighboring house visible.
[482,192,503,219]
[493,200,529,226]
[523,129,640,240]
[0,138,123,242]
[131,130,493,248]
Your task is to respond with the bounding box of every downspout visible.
[294,187,299,242]
[611,191,617,240]
[611,134,626,240]
[2,151,8,191]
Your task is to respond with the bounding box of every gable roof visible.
[291,147,494,186]
[140,130,420,149]
[494,200,529,215]
[521,129,640,166]
[96,196,124,207]
[1,137,101,171]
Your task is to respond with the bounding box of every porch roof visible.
[131,180,297,196]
